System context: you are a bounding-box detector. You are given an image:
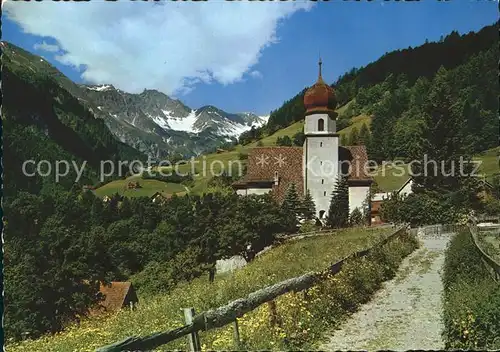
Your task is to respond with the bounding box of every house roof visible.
[98,282,136,312]
[232,144,372,202]
[396,177,413,193]
[340,145,372,182]
[236,147,304,203]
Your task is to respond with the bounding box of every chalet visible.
[371,177,414,224]
[97,282,139,313]
[151,191,171,204]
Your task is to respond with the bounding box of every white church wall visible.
[304,113,336,134]
[348,186,370,214]
[246,188,272,195]
[305,135,339,218]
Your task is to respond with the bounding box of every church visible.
[232,60,372,220]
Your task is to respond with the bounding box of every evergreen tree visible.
[281,183,301,231]
[282,183,301,215]
[277,135,292,146]
[411,67,471,193]
[362,190,372,226]
[340,133,348,146]
[301,189,316,220]
[358,123,371,146]
[349,126,360,145]
[326,176,349,228]
[349,207,363,226]
[292,131,305,146]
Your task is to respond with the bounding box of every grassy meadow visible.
[95,104,374,198]
[94,177,187,198]
[95,102,497,198]
[8,227,401,352]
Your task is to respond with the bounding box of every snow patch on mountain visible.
[86,85,112,92]
[149,112,170,130]
[162,110,199,132]
[258,115,270,125]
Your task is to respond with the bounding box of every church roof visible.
[233,145,372,203]
[340,145,372,182]
[303,59,337,115]
[233,147,304,203]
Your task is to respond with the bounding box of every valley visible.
[2,9,499,352]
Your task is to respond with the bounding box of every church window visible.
[320,142,323,147]
[318,118,324,131]
[323,191,327,196]
[320,161,322,165]
[321,179,324,184]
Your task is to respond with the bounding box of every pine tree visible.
[349,126,360,145]
[411,67,472,193]
[340,133,348,146]
[359,123,371,146]
[362,189,372,226]
[301,189,316,220]
[281,183,301,231]
[349,207,363,226]
[282,183,301,215]
[326,176,349,228]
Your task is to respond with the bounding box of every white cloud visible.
[5,1,312,95]
[249,70,263,79]
[33,40,60,53]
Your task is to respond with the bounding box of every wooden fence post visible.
[183,308,201,352]
[233,319,241,350]
[268,300,282,328]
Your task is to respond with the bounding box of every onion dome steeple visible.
[303,58,337,116]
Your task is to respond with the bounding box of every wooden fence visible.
[468,219,500,282]
[96,226,408,352]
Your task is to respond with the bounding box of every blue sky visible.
[3,0,497,115]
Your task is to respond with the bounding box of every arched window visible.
[320,142,323,147]
[323,191,327,196]
[321,179,324,184]
[318,118,324,131]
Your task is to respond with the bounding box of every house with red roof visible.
[233,60,372,220]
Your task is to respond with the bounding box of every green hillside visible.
[2,41,145,199]
[372,146,499,193]
[8,227,395,352]
[95,102,372,198]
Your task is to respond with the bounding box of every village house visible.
[95,282,139,314]
[232,60,372,219]
[151,191,171,204]
[371,177,414,224]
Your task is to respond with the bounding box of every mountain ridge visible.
[2,40,267,159]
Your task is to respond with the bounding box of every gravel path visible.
[319,229,453,351]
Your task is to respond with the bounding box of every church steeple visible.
[303,58,337,115]
[318,56,324,83]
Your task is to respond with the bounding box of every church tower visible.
[303,59,339,219]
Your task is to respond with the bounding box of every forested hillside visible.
[2,42,145,200]
[260,23,498,161]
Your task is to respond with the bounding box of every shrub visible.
[299,221,319,234]
[349,207,364,226]
[442,230,500,350]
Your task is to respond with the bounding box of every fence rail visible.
[468,219,500,282]
[96,226,408,352]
